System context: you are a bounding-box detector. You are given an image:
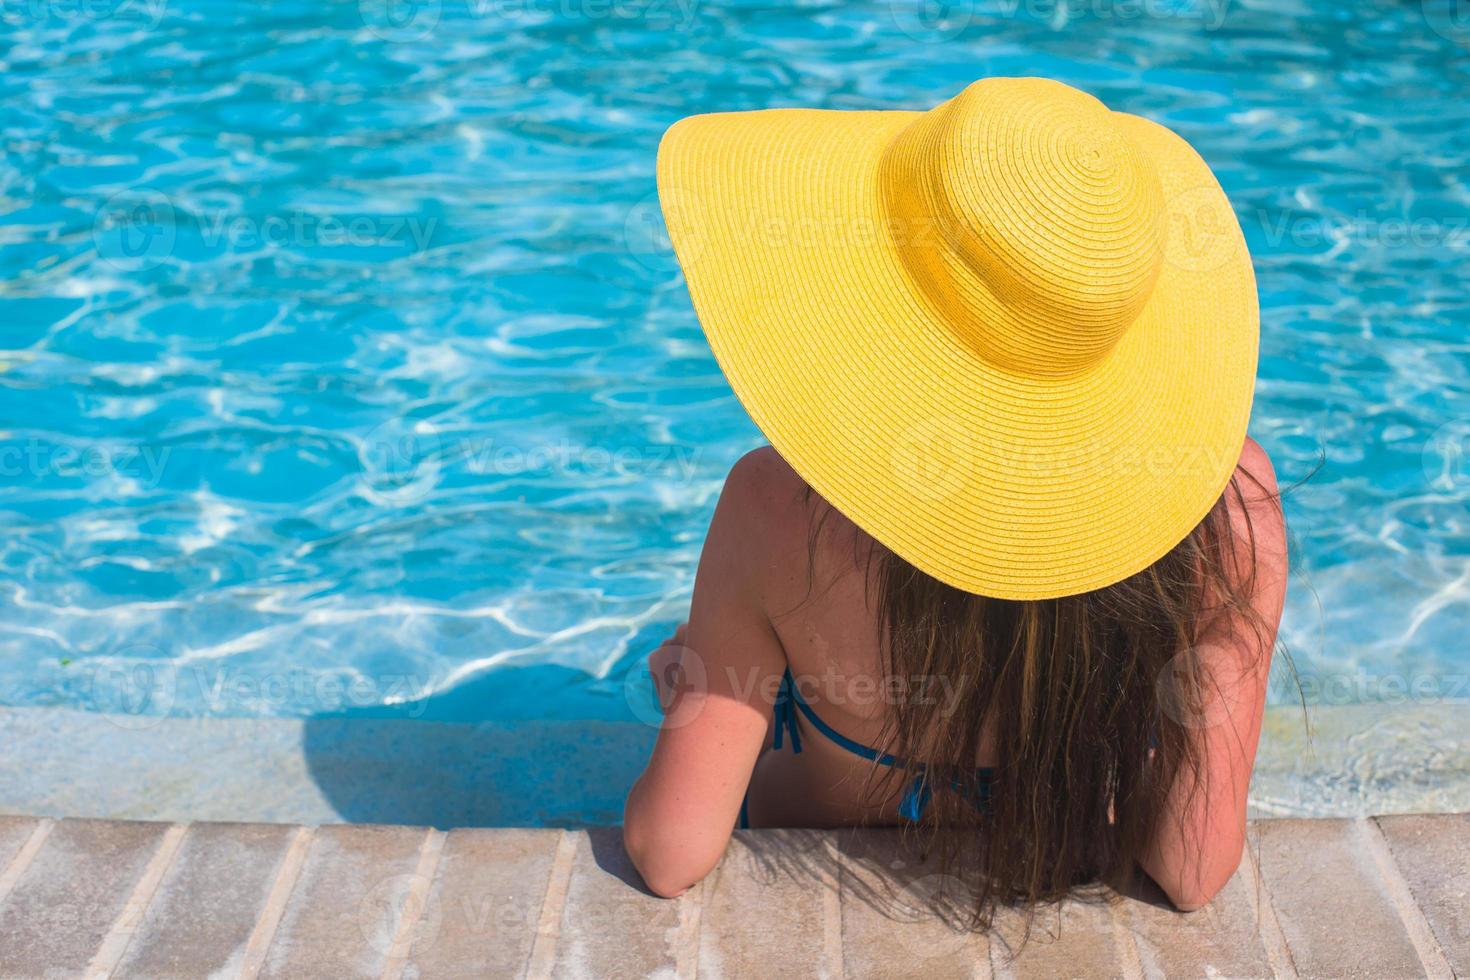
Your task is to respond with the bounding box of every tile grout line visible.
[821,835,844,980]
[380,828,447,980]
[84,821,189,980]
[523,829,578,980]
[238,825,315,980]
[697,849,734,977]
[1360,818,1454,980]
[0,818,53,907]
[1116,898,1161,980]
[1241,840,1297,980]
[971,928,995,980]
[675,877,703,979]
[967,860,995,980]
[1108,897,1145,980]
[988,929,1016,980]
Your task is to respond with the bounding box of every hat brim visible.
[657,104,1258,599]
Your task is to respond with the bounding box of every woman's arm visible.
[623,448,795,897]
[1140,438,1288,911]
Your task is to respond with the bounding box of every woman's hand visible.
[624,449,794,898]
[648,622,690,714]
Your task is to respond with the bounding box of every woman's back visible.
[625,75,1283,919]
[626,439,1286,913]
[742,445,1000,828]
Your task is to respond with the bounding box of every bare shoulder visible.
[706,446,815,583]
[1227,436,1288,597]
[719,446,811,531]
[1236,436,1279,495]
[724,444,806,493]
[1231,437,1283,528]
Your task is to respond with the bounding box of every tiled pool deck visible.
[0,814,1466,978]
[1,701,1467,977]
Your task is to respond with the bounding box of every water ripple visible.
[1,0,1467,721]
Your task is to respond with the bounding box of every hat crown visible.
[883,77,1166,376]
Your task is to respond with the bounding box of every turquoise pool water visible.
[2,0,1468,727]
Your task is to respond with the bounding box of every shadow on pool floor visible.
[300,661,657,827]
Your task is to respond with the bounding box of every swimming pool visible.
[2,0,1468,730]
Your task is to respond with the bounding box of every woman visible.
[623,77,1287,921]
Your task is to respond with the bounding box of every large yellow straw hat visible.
[658,77,1258,599]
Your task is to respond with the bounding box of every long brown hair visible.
[808,470,1281,930]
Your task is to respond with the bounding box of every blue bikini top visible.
[770,668,993,821]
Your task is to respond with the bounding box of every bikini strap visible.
[784,670,903,767]
[777,668,994,823]
[900,770,997,821]
[772,670,802,754]
[899,773,932,822]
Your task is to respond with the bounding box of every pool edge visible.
[1,700,1467,826]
